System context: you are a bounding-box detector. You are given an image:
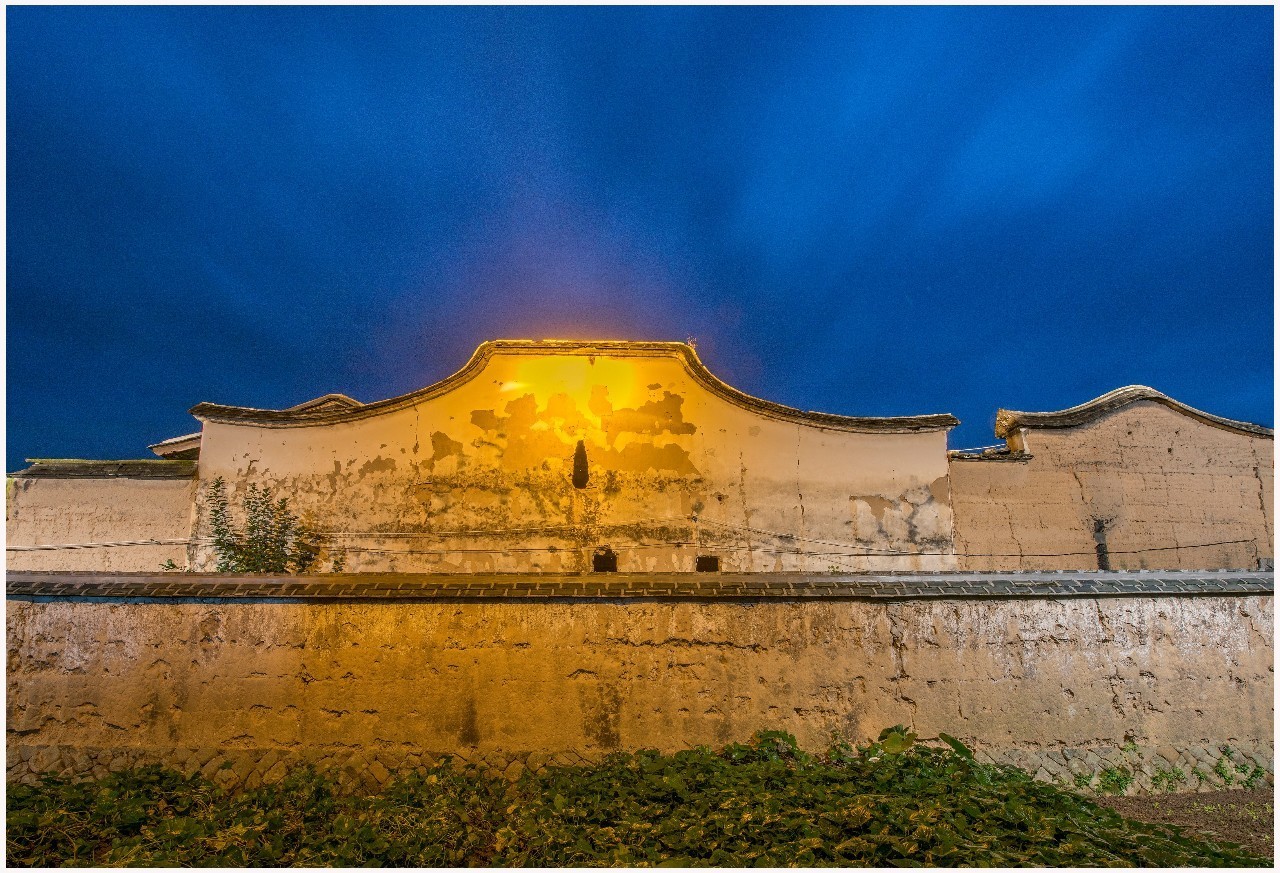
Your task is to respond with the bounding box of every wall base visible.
[8,740,1272,797]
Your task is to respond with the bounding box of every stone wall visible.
[950,401,1273,571]
[8,578,1271,795]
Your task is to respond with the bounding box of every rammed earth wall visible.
[6,572,1272,795]
[185,344,958,574]
[5,473,197,572]
[950,401,1274,572]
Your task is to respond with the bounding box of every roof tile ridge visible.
[189,339,960,433]
[994,385,1272,439]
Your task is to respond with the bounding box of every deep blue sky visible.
[6,5,1273,471]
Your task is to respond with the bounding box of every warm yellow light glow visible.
[508,355,654,412]
[463,352,701,455]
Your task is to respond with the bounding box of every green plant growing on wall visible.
[1228,751,1251,778]
[205,477,320,573]
[1150,767,1187,793]
[1096,767,1133,795]
[1212,756,1235,786]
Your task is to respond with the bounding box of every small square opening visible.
[592,547,618,572]
[695,555,720,572]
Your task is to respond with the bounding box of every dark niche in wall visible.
[572,440,590,489]
[593,546,617,572]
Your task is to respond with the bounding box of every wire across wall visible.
[6,509,1262,568]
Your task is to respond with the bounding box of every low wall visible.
[6,572,1272,795]
[6,471,197,572]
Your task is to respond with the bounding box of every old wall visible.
[5,476,197,572]
[7,591,1272,793]
[192,345,956,573]
[951,402,1274,571]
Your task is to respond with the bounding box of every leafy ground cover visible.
[7,728,1270,867]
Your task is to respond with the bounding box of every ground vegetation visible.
[6,729,1268,867]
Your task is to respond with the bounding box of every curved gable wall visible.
[951,400,1273,571]
[194,347,957,572]
[12,345,1269,574]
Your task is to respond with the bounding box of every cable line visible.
[7,534,1259,561]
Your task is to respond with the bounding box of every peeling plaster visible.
[27,353,1273,577]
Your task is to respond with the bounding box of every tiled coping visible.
[6,570,1272,603]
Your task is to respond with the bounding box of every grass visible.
[6,728,1270,867]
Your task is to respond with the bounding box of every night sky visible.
[6,5,1273,473]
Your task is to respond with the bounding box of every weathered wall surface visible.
[5,477,196,572]
[8,594,1271,793]
[951,402,1274,571]
[193,347,956,573]
[11,346,1272,577]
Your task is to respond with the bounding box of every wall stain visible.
[358,456,397,477]
[579,683,623,750]
[929,476,950,505]
[458,697,480,746]
[599,392,697,446]
[469,388,698,475]
[857,496,896,524]
[426,432,465,472]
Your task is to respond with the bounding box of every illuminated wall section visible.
[192,341,959,573]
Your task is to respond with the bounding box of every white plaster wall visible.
[6,477,197,571]
[951,402,1273,571]
[193,350,956,573]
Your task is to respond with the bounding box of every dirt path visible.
[1094,788,1273,862]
